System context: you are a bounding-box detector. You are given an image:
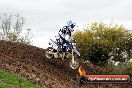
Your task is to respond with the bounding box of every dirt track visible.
[0,40,131,88]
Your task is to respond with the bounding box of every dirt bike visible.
[46,33,80,70]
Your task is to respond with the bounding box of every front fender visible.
[73,47,80,56]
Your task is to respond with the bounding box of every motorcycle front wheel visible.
[69,58,79,70]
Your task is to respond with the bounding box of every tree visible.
[74,22,132,67]
[0,13,32,44]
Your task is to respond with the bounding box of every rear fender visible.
[50,39,58,46]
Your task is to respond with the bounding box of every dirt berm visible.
[0,40,131,88]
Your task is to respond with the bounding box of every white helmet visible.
[67,21,76,32]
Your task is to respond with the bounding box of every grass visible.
[0,71,42,88]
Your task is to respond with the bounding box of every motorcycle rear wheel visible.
[45,47,54,59]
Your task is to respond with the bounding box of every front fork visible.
[71,49,75,64]
[61,49,75,65]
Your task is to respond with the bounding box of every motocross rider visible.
[58,21,76,59]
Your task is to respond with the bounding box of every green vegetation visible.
[74,22,132,67]
[106,61,132,76]
[0,71,41,88]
